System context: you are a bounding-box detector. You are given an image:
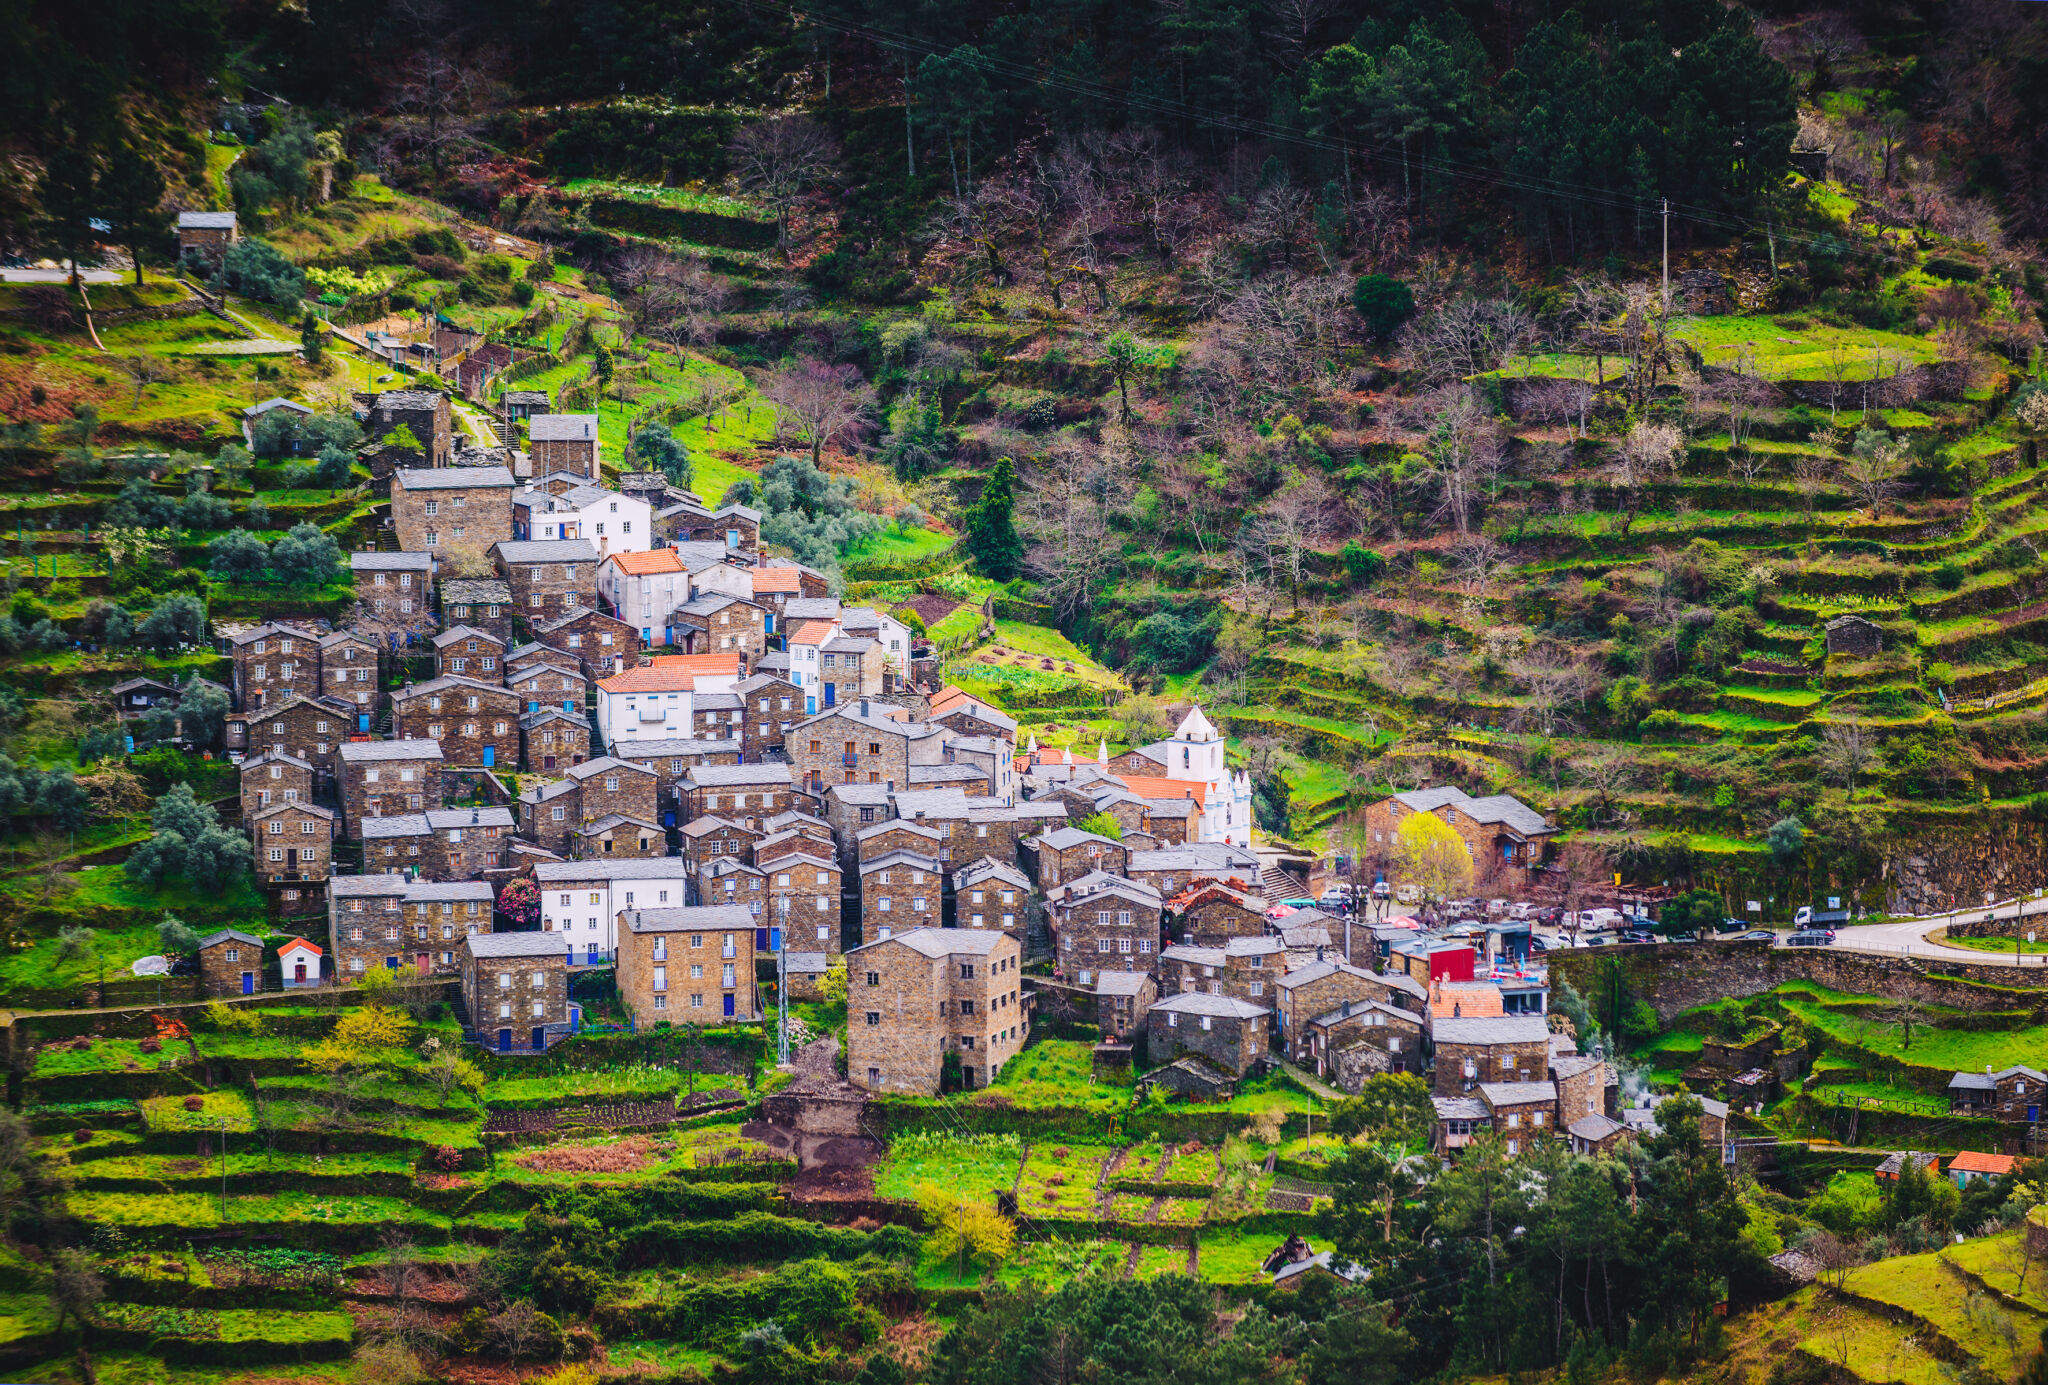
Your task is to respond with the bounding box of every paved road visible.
[1827,898,2048,967]
[0,268,125,284]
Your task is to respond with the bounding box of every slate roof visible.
[466,932,567,959]
[351,551,433,572]
[1431,1015,1552,1046]
[442,578,513,603]
[850,927,1010,959]
[528,414,600,442]
[180,212,238,229]
[494,539,600,564]
[1151,991,1269,1020]
[394,466,514,490]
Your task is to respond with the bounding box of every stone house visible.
[787,703,947,799]
[1146,992,1270,1077]
[352,551,435,624]
[400,880,494,974]
[614,904,758,1024]
[1568,1113,1630,1156]
[516,757,660,853]
[337,739,444,837]
[761,847,842,953]
[1306,999,1426,1085]
[672,591,768,660]
[1273,959,1398,1061]
[681,816,764,876]
[462,933,571,1053]
[1360,786,1558,883]
[855,818,946,865]
[858,850,943,945]
[361,389,454,466]
[1124,844,1261,900]
[501,389,550,422]
[240,749,314,823]
[389,675,522,769]
[1551,1053,1611,1129]
[176,210,238,263]
[509,659,588,716]
[1431,1096,1493,1160]
[1052,879,1166,985]
[1171,880,1268,947]
[432,626,506,682]
[361,814,433,874]
[577,814,666,859]
[430,805,515,877]
[441,578,515,644]
[230,695,356,775]
[847,928,1024,1094]
[197,929,266,997]
[527,414,601,477]
[678,762,794,830]
[1158,936,1286,1007]
[251,800,333,885]
[1947,1065,2047,1121]
[952,857,1030,939]
[735,673,803,763]
[1033,827,1130,889]
[521,708,589,771]
[1093,971,1157,1041]
[534,857,692,964]
[614,738,743,819]
[689,691,746,740]
[1431,1014,1553,1097]
[928,689,1019,745]
[534,606,638,678]
[1480,1081,1559,1156]
[390,465,516,557]
[229,623,324,710]
[319,631,381,728]
[494,539,600,625]
[697,856,767,913]
[328,874,408,978]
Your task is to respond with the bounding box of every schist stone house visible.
[1431,1015,1553,1096]
[762,848,842,952]
[859,851,943,945]
[250,800,333,886]
[230,623,324,709]
[338,739,443,836]
[1947,1065,2046,1122]
[1033,827,1130,889]
[229,695,357,774]
[494,539,599,622]
[351,551,435,624]
[441,579,514,643]
[390,466,515,556]
[614,904,760,1025]
[847,928,1024,1094]
[517,757,660,855]
[536,607,638,679]
[433,626,505,681]
[360,389,454,465]
[1361,786,1558,880]
[787,703,946,798]
[362,806,513,879]
[522,707,591,771]
[1147,992,1271,1078]
[526,414,601,476]
[196,929,265,997]
[678,762,795,829]
[240,749,314,822]
[389,676,521,769]
[461,932,571,1053]
[176,210,238,263]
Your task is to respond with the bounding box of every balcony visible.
[720,946,738,959]
[840,753,859,767]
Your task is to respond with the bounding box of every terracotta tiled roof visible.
[1947,1150,2016,1176]
[1429,981,1505,1021]
[786,619,836,646]
[752,568,803,594]
[607,549,685,576]
[1118,775,1207,806]
[597,653,742,693]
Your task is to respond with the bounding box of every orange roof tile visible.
[786,619,837,646]
[607,549,685,576]
[598,653,741,694]
[1429,982,1505,1021]
[1118,775,1207,806]
[752,568,803,594]
[278,937,323,955]
[1947,1151,2015,1175]
[929,686,976,715]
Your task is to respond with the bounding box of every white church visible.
[1137,705,1256,845]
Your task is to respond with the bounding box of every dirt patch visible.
[1996,599,2048,629]
[513,1135,653,1175]
[898,593,961,627]
[783,1155,878,1202]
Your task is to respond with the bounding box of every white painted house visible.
[513,482,652,557]
[593,654,744,747]
[534,857,692,963]
[598,542,755,647]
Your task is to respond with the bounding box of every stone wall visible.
[1550,942,2048,1023]
[1881,819,2048,916]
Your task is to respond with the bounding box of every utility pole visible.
[775,920,788,1067]
[218,1118,229,1223]
[1660,198,1672,316]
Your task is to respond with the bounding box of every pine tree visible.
[964,455,1023,581]
[99,143,172,286]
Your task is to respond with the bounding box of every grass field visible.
[872,1135,1025,1203]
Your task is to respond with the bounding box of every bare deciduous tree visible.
[1508,643,1592,737]
[1609,420,1683,537]
[759,359,875,467]
[1818,723,1878,792]
[1401,387,1505,535]
[1399,296,1538,385]
[727,116,841,262]
[1263,470,1336,609]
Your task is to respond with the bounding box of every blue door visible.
[663,810,675,828]
[586,944,598,964]
[532,1026,545,1050]
[497,1028,512,1052]
[563,700,575,714]
[482,746,495,767]
[240,971,254,995]
[723,993,735,1018]
[529,701,539,713]
[823,682,836,707]
[358,714,370,732]
[756,928,769,951]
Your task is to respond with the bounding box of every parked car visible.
[1508,902,1533,920]
[1788,930,1834,947]
[1584,935,1609,946]
[1319,886,1349,908]
[1619,929,1657,945]
[1735,930,1777,942]
[1715,916,1747,934]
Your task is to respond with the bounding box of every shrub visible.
[1934,561,1966,590]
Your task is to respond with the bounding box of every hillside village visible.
[6,0,2048,1382]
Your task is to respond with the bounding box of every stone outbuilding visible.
[196,929,266,997]
[461,932,572,1053]
[1146,992,1270,1077]
[1825,614,1882,658]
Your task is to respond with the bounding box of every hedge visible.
[593,1258,863,1345]
[579,197,777,251]
[620,1212,917,1266]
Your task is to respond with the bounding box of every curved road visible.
[1800,897,2048,967]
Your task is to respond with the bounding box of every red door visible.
[292,962,307,983]
[416,953,430,973]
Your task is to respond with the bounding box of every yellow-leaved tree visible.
[303,1002,414,1075]
[1393,811,1473,903]
[917,1181,1015,1283]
